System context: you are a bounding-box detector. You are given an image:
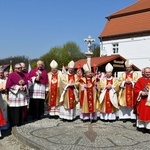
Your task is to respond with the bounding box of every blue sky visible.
[0,0,136,59]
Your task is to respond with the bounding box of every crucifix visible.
[84,35,95,70]
[84,35,95,52]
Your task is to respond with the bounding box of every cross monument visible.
[84,35,95,68]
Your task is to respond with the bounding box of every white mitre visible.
[68,60,75,68]
[83,63,91,73]
[105,63,113,72]
[125,59,133,67]
[50,60,58,68]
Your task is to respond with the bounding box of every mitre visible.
[105,63,113,72]
[68,60,75,68]
[125,59,133,67]
[83,63,91,73]
[50,60,58,68]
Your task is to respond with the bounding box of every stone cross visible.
[84,35,95,52]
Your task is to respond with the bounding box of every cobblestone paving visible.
[13,117,150,150]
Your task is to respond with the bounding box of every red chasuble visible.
[86,78,94,113]
[79,79,85,108]
[125,73,134,106]
[80,78,95,113]
[49,74,58,107]
[68,75,75,109]
[105,79,113,113]
[134,77,150,121]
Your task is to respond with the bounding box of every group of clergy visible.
[38,59,150,133]
[0,58,150,138]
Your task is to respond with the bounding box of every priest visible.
[6,63,28,126]
[98,63,119,121]
[79,63,98,122]
[118,60,140,121]
[48,60,62,118]
[59,60,79,121]
[134,67,150,132]
[28,60,48,120]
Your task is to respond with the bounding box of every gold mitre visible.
[125,59,133,67]
[50,60,58,68]
[105,63,113,72]
[83,63,91,73]
[68,60,75,68]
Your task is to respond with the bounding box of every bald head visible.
[144,67,150,78]
[37,60,44,70]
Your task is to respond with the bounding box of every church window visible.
[112,43,119,54]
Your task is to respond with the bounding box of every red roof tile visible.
[75,55,122,67]
[108,0,150,19]
[99,0,150,39]
[100,11,150,38]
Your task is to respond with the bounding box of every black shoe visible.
[123,120,127,123]
[130,120,136,123]
[91,120,97,123]
[83,119,90,123]
[146,129,150,133]
[62,119,66,122]
[137,128,146,133]
[54,116,59,119]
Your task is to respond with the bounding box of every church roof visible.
[99,0,150,41]
[75,55,140,72]
[107,0,150,19]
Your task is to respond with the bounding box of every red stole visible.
[79,79,85,108]
[105,79,113,113]
[86,78,94,113]
[49,74,58,107]
[68,75,75,109]
[125,73,133,106]
[80,78,95,113]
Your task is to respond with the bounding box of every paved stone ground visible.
[6,116,150,150]
[0,129,34,150]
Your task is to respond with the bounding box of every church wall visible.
[100,35,150,69]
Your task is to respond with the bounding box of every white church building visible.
[99,0,150,70]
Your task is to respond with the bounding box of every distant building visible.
[99,0,150,69]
